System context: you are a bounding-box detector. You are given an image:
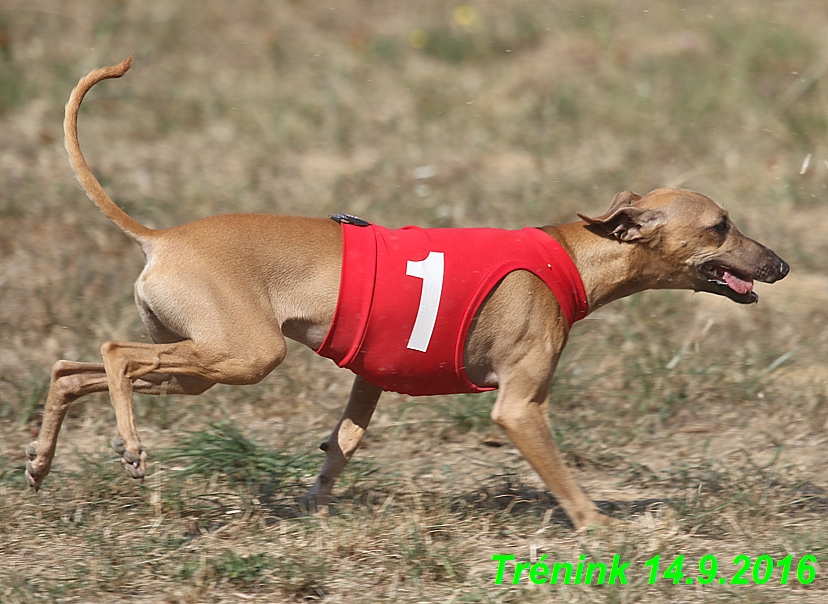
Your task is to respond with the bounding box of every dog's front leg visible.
[490,365,607,530]
[301,375,382,511]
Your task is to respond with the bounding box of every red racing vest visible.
[316,222,587,396]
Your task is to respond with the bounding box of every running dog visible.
[25,57,789,529]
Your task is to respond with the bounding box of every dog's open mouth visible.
[700,263,757,303]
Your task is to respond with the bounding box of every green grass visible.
[2,374,49,429]
[180,550,274,586]
[157,421,316,488]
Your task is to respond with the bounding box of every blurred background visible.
[1,1,827,602]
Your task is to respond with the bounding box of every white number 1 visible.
[405,251,444,352]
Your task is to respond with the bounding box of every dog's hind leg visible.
[98,335,286,481]
[25,360,214,490]
[301,375,382,511]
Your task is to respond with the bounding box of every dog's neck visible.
[545,222,654,314]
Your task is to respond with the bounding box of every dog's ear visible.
[577,192,665,242]
[605,190,642,214]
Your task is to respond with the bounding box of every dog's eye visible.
[712,219,729,234]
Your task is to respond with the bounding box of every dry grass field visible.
[1,0,828,602]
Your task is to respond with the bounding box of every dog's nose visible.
[778,259,790,278]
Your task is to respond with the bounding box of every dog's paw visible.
[579,512,624,533]
[24,441,49,491]
[594,514,623,528]
[297,492,317,513]
[112,436,147,480]
[121,447,147,480]
[298,489,330,516]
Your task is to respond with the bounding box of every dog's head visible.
[578,188,789,304]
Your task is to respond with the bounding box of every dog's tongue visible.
[723,270,754,295]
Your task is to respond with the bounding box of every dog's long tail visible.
[64,55,153,244]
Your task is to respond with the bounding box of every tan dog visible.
[25,58,789,530]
